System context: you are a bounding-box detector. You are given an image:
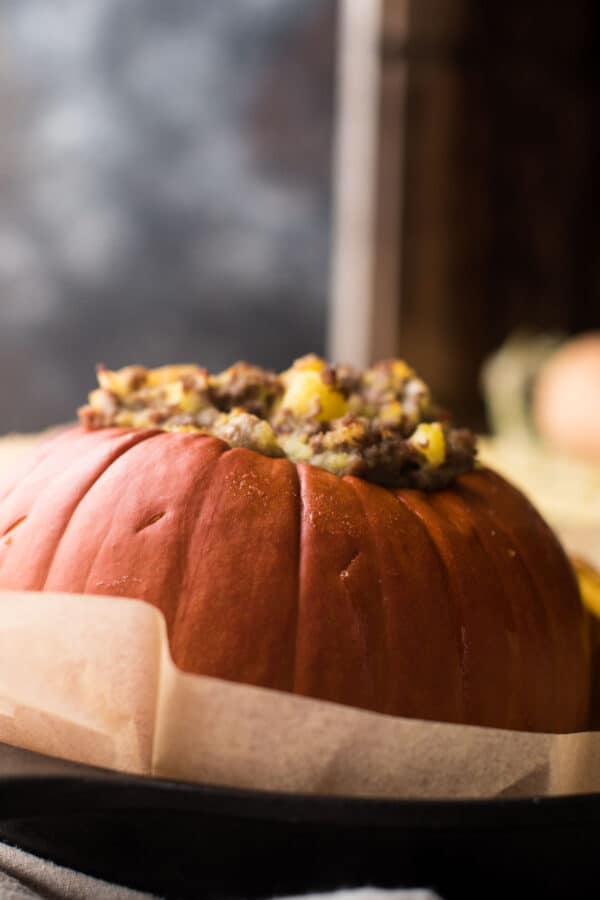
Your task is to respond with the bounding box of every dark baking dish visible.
[0,741,597,900]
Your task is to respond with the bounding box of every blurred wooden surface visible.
[370,0,408,362]
[329,0,383,367]
[374,0,600,428]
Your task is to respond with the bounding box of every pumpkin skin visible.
[0,426,589,732]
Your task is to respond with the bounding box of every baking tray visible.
[0,742,597,900]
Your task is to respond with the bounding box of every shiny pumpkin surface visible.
[0,426,589,732]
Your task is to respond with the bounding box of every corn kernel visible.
[409,423,446,466]
[280,355,327,387]
[281,371,348,421]
[146,365,199,387]
[164,380,203,414]
[164,424,204,434]
[391,360,414,381]
[379,401,404,425]
[97,368,138,397]
[573,557,600,620]
[290,354,327,373]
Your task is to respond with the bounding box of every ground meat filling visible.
[78,355,477,488]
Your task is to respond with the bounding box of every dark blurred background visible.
[0,0,336,430]
[1,0,599,433]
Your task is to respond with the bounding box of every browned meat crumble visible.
[78,355,476,488]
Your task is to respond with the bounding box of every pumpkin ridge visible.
[168,446,300,686]
[169,440,231,647]
[290,460,303,693]
[78,431,182,598]
[335,480,385,706]
[460,474,562,690]
[452,480,549,730]
[394,492,468,723]
[0,427,99,507]
[348,479,462,721]
[158,436,230,636]
[410,489,521,728]
[342,476,392,714]
[294,464,382,708]
[428,488,516,729]
[460,470,589,730]
[41,429,161,590]
[488,479,575,729]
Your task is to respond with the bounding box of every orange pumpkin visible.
[0,425,589,732]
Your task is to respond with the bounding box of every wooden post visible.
[329,0,409,367]
[328,0,410,368]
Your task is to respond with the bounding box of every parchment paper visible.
[0,589,598,800]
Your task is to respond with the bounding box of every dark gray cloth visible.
[0,842,152,898]
[0,845,442,900]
